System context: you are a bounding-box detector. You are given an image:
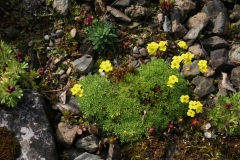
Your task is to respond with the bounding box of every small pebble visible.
[139,48,148,56]
[133,46,139,54]
[70,28,77,38]
[138,39,144,46]
[58,70,65,75]
[56,29,63,38]
[204,131,212,138]
[44,35,50,40]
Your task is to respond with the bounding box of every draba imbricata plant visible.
[75,59,189,142]
[0,40,38,107]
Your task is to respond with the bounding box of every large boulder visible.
[0,90,58,160]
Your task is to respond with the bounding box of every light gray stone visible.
[74,152,103,160]
[191,76,215,97]
[52,0,70,16]
[75,135,99,153]
[0,90,58,160]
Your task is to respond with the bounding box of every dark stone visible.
[79,41,96,58]
[201,36,229,50]
[75,135,99,153]
[230,66,240,90]
[210,48,235,72]
[0,90,58,160]
[5,27,19,39]
[191,76,215,97]
[26,48,40,70]
[112,0,131,7]
[74,152,103,160]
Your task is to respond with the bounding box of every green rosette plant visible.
[208,93,240,136]
[76,59,189,142]
[86,21,119,53]
[0,40,38,107]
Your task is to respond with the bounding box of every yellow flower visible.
[123,130,127,134]
[147,42,159,55]
[198,60,208,73]
[71,84,84,97]
[167,80,174,88]
[181,52,194,65]
[99,60,113,73]
[187,109,195,117]
[168,75,179,83]
[195,101,203,113]
[159,41,167,51]
[180,95,190,103]
[171,60,180,69]
[177,41,188,50]
[188,100,203,113]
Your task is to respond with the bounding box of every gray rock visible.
[210,48,235,72]
[5,27,19,39]
[182,60,200,78]
[113,0,131,7]
[74,152,103,160]
[201,0,228,27]
[171,7,181,22]
[139,47,148,56]
[128,60,138,67]
[70,28,77,38]
[230,4,240,21]
[49,40,54,47]
[52,0,70,16]
[186,12,209,29]
[107,6,131,22]
[212,12,230,35]
[56,29,64,38]
[124,5,151,21]
[188,43,205,59]
[172,20,188,38]
[230,66,240,90]
[191,76,215,97]
[133,46,139,54]
[138,39,144,46]
[56,122,79,147]
[54,102,82,116]
[44,35,50,40]
[201,36,229,50]
[64,146,85,160]
[175,0,196,12]
[183,23,204,46]
[72,55,95,74]
[163,16,172,32]
[0,90,58,160]
[229,44,240,65]
[75,135,99,153]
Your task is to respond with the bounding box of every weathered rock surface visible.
[56,122,79,147]
[230,66,240,90]
[191,76,215,97]
[75,135,99,153]
[188,43,205,59]
[201,36,229,50]
[74,152,103,160]
[0,90,58,160]
[53,0,70,16]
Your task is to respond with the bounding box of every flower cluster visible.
[146,41,167,55]
[171,52,195,69]
[187,100,203,117]
[167,75,178,88]
[177,41,188,50]
[71,84,84,97]
[99,60,113,73]
[198,60,208,73]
